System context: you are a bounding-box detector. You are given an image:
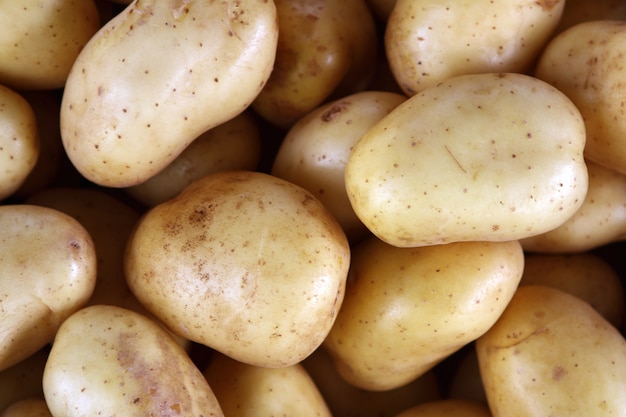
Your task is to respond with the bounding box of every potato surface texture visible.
[43,305,223,417]
[476,285,626,417]
[345,73,588,247]
[60,0,278,187]
[125,170,350,368]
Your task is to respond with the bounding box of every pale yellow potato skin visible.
[0,86,39,201]
[345,73,588,248]
[476,285,626,417]
[535,20,626,175]
[0,0,100,90]
[394,399,491,417]
[204,352,332,417]
[125,170,351,368]
[272,91,407,243]
[1,398,52,417]
[43,305,223,417]
[0,205,96,372]
[520,160,626,253]
[385,0,564,95]
[323,238,524,391]
[125,110,261,207]
[61,0,278,187]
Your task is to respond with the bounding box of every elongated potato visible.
[61,0,278,187]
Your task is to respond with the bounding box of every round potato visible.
[125,170,350,368]
[345,73,588,247]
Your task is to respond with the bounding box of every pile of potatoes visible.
[1,0,626,416]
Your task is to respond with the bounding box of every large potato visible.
[476,285,626,417]
[61,0,278,187]
[0,204,96,372]
[43,305,223,417]
[385,0,564,95]
[345,73,588,248]
[125,170,350,368]
[323,237,524,391]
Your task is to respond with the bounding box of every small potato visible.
[1,398,52,417]
[61,0,278,187]
[323,238,524,391]
[394,399,491,417]
[520,253,624,328]
[0,0,100,90]
[520,160,626,253]
[203,352,332,417]
[0,348,48,411]
[272,91,407,242]
[0,204,96,372]
[0,85,39,201]
[535,20,626,175]
[125,170,350,368]
[43,305,223,417]
[385,0,565,95]
[125,110,261,207]
[476,285,626,417]
[345,73,588,248]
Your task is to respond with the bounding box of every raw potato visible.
[0,85,39,201]
[0,205,96,372]
[0,0,100,90]
[476,285,626,417]
[43,305,224,417]
[394,399,491,417]
[61,0,278,187]
[554,0,626,34]
[323,237,524,391]
[385,0,565,95]
[125,170,350,368]
[272,91,407,242]
[252,0,378,128]
[203,352,332,417]
[535,20,626,175]
[0,348,48,411]
[125,110,261,207]
[1,398,52,417]
[345,73,588,248]
[520,160,626,253]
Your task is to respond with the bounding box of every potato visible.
[323,237,524,391]
[125,170,350,368]
[43,305,223,417]
[1,398,52,417]
[345,73,588,248]
[476,285,626,416]
[535,20,626,175]
[385,0,564,96]
[251,0,378,128]
[0,85,39,201]
[60,0,278,187]
[0,0,100,90]
[520,160,626,253]
[520,253,624,328]
[0,204,96,372]
[554,0,626,34]
[0,348,48,411]
[272,91,407,242]
[394,399,491,417]
[203,352,332,417]
[125,110,261,207]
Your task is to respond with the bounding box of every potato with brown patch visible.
[43,305,223,417]
[125,170,350,368]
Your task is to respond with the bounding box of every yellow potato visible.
[520,160,626,253]
[0,348,48,411]
[43,305,223,417]
[61,0,278,187]
[252,0,378,128]
[125,110,261,207]
[0,0,100,90]
[0,204,96,372]
[345,73,588,247]
[203,352,332,417]
[535,20,626,175]
[272,91,407,242]
[1,398,52,417]
[323,237,524,391]
[394,399,491,417]
[125,170,350,368]
[554,0,626,34]
[476,285,626,417]
[520,253,624,328]
[385,0,564,95]
[0,85,39,201]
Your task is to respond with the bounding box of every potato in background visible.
[1,398,52,417]
[0,348,48,411]
[394,399,491,417]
